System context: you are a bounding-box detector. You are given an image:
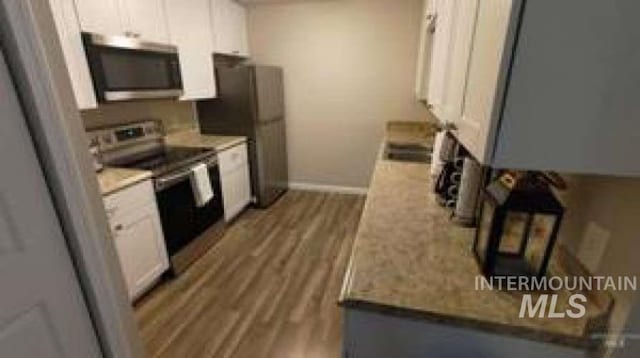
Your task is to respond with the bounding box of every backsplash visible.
[81,99,199,134]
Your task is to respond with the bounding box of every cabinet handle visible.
[114,224,123,231]
[440,122,458,131]
[124,31,141,39]
[427,13,437,34]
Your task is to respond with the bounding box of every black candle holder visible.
[473,171,565,278]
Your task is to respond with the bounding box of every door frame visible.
[0,1,143,357]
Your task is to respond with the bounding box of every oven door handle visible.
[154,156,218,192]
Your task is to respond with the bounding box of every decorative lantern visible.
[473,171,565,278]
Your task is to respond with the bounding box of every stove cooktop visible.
[125,146,215,176]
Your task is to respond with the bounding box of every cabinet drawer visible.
[104,180,155,217]
[218,142,248,173]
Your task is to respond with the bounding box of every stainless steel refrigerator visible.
[196,65,288,208]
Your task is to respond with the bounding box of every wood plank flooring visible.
[134,190,365,358]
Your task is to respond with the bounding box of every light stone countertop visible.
[385,120,438,147]
[96,167,152,196]
[165,129,247,151]
[339,123,610,349]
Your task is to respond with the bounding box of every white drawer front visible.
[218,142,248,174]
[103,180,155,218]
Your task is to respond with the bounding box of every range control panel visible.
[86,120,164,152]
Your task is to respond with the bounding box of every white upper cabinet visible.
[424,0,478,126]
[211,0,250,57]
[120,0,170,43]
[426,0,455,123]
[232,0,249,57]
[457,0,513,163]
[414,0,435,101]
[165,0,217,100]
[439,0,640,177]
[74,0,170,43]
[73,0,123,37]
[49,0,98,109]
[443,0,478,129]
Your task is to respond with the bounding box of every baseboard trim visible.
[288,182,369,195]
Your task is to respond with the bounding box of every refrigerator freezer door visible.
[254,66,285,123]
[197,66,254,136]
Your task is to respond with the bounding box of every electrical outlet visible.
[577,222,611,273]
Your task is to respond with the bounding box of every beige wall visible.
[559,175,640,344]
[81,99,197,133]
[247,0,429,188]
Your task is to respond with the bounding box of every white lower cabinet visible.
[104,180,169,300]
[218,142,251,221]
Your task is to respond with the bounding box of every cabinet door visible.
[458,0,514,163]
[220,169,239,221]
[49,0,98,109]
[211,0,249,56]
[220,167,251,221]
[165,0,217,100]
[74,0,124,36]
[443,0,479,126]
[111,203,169,300]
[414,0,436,101]
[120,0,170,43]
[219,143,251,221]
[211,0,232,54]
[230,0,249,56]
[237,160,252,209]
[426,0,456,122]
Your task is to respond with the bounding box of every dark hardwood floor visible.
[134,190,365,358]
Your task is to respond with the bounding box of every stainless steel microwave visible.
[82,33,183,102]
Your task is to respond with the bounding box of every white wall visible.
[247,0,429,189]
[559,175,640,353]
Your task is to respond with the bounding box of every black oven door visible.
[154,164,223,257]
[82,33,183,102]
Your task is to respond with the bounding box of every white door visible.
[165,0,217,100]
[0,52,101,357]
[111,203,168,300]
[459,0,513,163]
[73,0,124,36]
[120,0,170,43]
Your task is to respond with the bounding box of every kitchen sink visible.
[384,142,432,163]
